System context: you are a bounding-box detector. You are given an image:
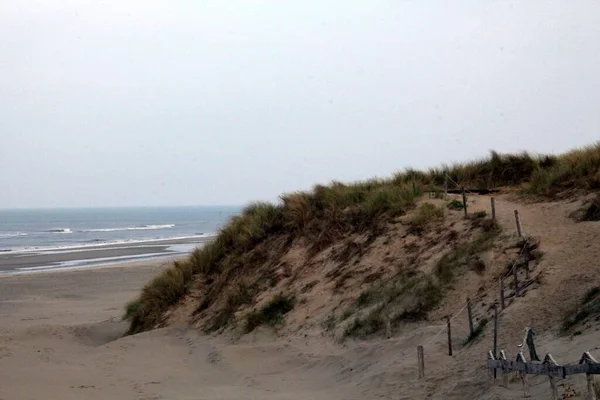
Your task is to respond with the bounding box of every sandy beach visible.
[0,260,365,400]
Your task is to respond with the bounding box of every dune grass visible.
[125,142,600,335]
[244,294,296,333]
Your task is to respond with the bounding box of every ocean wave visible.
[5,233,217,254]
[48,228,73,234]
[83,224,175,232]
[0,232,28,238]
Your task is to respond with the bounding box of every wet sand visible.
[0,236,209,273]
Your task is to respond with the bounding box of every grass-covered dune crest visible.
[125,142,600,335]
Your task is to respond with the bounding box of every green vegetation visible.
[463,318,489,346]
[561,286,600,333]
[124,261,192,334]
[581,195,600,221]
[125,142,600,335]
[447,199,465,210]
[409,203,444,228]
[344,307,386,338]
[244,294,295,333]
[435,224,500,284]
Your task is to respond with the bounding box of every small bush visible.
[356,289,376,308]
[244,294,295,333]
[447,200,465,210]
[583,286,600,305]
[344,308,385,338]
[322,315,336,331]
[561,286,600,332]
[473,210,487,219]
[341,307,354,320]
[125,261,194,334]
[562,308,590,332]
[581,196,600,221]
[463,318,488,345]
[409,203,444,227]
[435,229,499,284]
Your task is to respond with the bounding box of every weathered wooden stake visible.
[513,265,520,298]
[525,261,530,280]
[493,303,498,379]
[587,373,596,400]
[516,352,530,397]
[467,298,474,336]
[500,350,508,388]
[444,173,448,199]
[581,351,599,400]
[491,197,496,220]
[446,316,452,356]
[514,209,523,237]
[417,345,425,379]
[543,354,559,400]
[499,277,505,310]
[462,188,468,218]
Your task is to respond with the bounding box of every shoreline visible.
[0,236,209,274]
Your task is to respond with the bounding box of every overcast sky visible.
[1,1,599,208]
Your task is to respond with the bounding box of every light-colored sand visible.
[1,195,600,399]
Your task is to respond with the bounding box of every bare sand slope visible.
[1,194,600,399]
[0,261,388,400]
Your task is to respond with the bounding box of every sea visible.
[0,206,241,273]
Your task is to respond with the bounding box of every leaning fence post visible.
[417,345,425,379]
[499,277,505,310]
[491,197,496,220]
[514,210,523,237]
[446,316,453,356]
[579,352,598,400]
[543,354,560,400]
[462,188,468,218]
[467,298,474,336]
[444,173,448,199]
[516,351,530,397]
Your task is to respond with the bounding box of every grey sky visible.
[1,1,599,208]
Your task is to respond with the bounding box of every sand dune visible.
[2,194,600,399]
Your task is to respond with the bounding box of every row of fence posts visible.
[417,191,526,380]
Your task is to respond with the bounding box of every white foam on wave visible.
[5,233,217,255]
[0,232,28,238]
[48,228,73,234]
[83,224,175,232]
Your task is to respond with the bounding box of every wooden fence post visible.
[543,354,560,400]
[491,197,496,220]
[513,265,520,298]
[580,352,598,400]
[487,350,495,378]
[446,316,453,356]
[444,173,448,199]
[499,277,505,310]
[516,351,530,397]
[493,303,498,379]
[500,350,508,388]
[467,298,474,336]
[514,210,523,237]
[462,188,468,218]
[417,345,425,379]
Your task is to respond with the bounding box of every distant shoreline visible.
[0,236,210,274]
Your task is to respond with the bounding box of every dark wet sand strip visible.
[0,237,209,272]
